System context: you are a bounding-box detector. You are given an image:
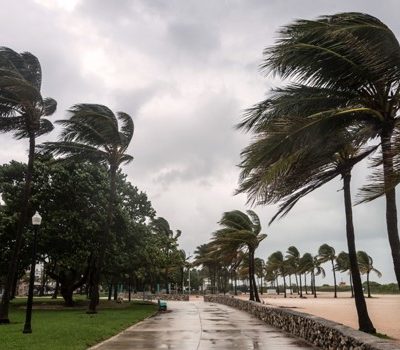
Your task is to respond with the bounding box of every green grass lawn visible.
[0,298,158,350]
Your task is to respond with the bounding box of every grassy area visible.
[0,298,158,350]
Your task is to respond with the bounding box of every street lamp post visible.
[23,211,42,334]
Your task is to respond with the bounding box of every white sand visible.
[252,292,400,342]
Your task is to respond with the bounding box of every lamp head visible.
[32,211,42,226]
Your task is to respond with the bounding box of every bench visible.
[158,299,167,311]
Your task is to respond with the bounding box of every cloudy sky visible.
[1,0,399,284]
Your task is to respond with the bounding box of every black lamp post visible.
[23,211,42,334]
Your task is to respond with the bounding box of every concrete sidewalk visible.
[90,300,316,349]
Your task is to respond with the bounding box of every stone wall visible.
[204,295,400,350]
[126,293,189,301]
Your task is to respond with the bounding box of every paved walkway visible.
[91,300,315,350]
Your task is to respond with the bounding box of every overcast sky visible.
[1,0,399,284]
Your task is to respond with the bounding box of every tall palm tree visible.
[42,104,133,313]
[357,251,382,298]
[317,244,338,298]
[212,210,267,302]
[336,251,354,297]
[238,123,376,332]
[0,48,56,323]
[239,13,400,289]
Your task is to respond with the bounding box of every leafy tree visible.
[212,210,266,302]
[357,251,382,298]
[0,47,57,323]
[42,104,134,313]
[150,217,182,294]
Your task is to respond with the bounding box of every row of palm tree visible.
[0,47,135,321]
[236,12,400,334]
[265,245,381,299]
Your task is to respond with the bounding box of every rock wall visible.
[204,295,400,350]
[126,293,189,301]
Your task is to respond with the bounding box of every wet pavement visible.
[91,300,316,349]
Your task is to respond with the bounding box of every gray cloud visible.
[0,0,399,284]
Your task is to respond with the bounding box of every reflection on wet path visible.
[91,300,316,349]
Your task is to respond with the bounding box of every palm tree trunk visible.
[304,273,308,294]
[350,274,354,298]
[299,274,303,297]
[234,270,237,295]
[0,133,35,323]
[251,252,260,302]
[289,275,293,295]
[312,271,317,298]
[283,275,287,298]
[367,272,371,298]
[87,165,118,313]
[294,274,299,294]
[331,259,337,298]
[52,279,60,299]
[248,250,255,301]
[343,171,376,333]
[381,131,400,290]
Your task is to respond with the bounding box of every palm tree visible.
[0,48,56,323]
[336,251,354,297]
[311,256,325,298]
[212,210,267,302]
[285,246,301,296]
[194,243,220,294]
[42,104,133,313]
[299,253,315,296]
[317,244,338,298]
[238,123,376,332]
[239,13,400,289]
[267,251,288,297]
[254,258,265,294]
[357,251,382,298]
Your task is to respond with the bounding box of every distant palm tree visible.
[285,246,301,296]
[311,256,325,298]
[299,253,313,295]
[0,48,56,323]
[254,258,265,294]
[357,251,382,298]
[194,243,220,294]
[212,210,267,302]
[317,244,337,298]
[336,251,354,297]
[267,251,288,297]
[42,104,133,313]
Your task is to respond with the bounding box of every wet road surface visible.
[91,300,316,349]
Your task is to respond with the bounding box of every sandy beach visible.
[242,292,400,342]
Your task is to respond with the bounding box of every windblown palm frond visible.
[41,104,134,168]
